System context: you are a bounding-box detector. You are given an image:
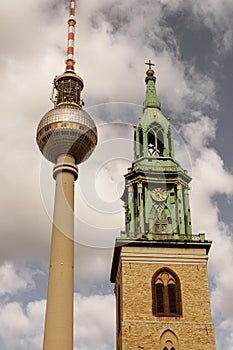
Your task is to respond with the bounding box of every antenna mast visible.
[66,0,76,71]
[51,0,85,107]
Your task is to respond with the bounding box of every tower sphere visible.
[36,104,97,164]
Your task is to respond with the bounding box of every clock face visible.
[151,188,167,202]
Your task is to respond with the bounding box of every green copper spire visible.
[119,61,196,242]
[143,60,161,111]
[110,60,211,286]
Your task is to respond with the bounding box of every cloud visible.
[0,262,36,297]
[0,293,115,350]
[75,293,115,350]
[75,245,114,295]
[75,0,219,116]
[0,300,45,350]
[181,117,233,350]
[0,0,232,349]
[160,0,233,52]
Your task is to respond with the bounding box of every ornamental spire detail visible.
[144,59,161,111]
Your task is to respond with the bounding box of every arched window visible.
[157,129,164,156]
[147,124,165,157]
[148,131,156,156]
[154,210,168,234]
[168,127,172,157]
[152,268,182,316]
[139,127,143,156]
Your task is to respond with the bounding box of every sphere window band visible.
[37,106,96,131]
[37,105,97,164]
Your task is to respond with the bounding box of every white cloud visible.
[0,300,45,350]
[0,262,36,297]
[73,0,218,115]
[75,293,115,350]
[156,54,217,115]
[0,294,115,350]
[182,116,216,154]
[181,117,233,350]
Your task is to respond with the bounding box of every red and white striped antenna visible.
[66,0,76,71]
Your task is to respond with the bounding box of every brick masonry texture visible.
[115,246,216,350]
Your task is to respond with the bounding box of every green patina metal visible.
[120,64,205,243]
[143,68,161,111]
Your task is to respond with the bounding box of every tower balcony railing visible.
[120,232,207,243]
[148,233,206,242]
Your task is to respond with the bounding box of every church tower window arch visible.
[157,129,164,156]
[148,129,156,156]
[154,209,169,234]
[149,205,172,235]
[147,122,165,157]
[152,268,182,317]
[139,126,144,157]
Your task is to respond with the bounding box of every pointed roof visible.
[143,61,161,111]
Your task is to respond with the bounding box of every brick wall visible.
[115,246,216,350]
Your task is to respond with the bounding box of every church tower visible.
[110,61,216,350]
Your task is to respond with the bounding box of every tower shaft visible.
[43,154,78,350]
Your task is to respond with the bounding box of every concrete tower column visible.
[43,154,78,350]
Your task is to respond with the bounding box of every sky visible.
[0,0,233,349]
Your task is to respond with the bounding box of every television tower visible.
[36,0,97,349]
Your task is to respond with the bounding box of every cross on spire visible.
[145,60,155,70]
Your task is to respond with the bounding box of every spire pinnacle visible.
[66,0,76,71]
[144,60,161,111]
[145,59,155,70]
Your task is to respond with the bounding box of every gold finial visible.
[145,59,155,70]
